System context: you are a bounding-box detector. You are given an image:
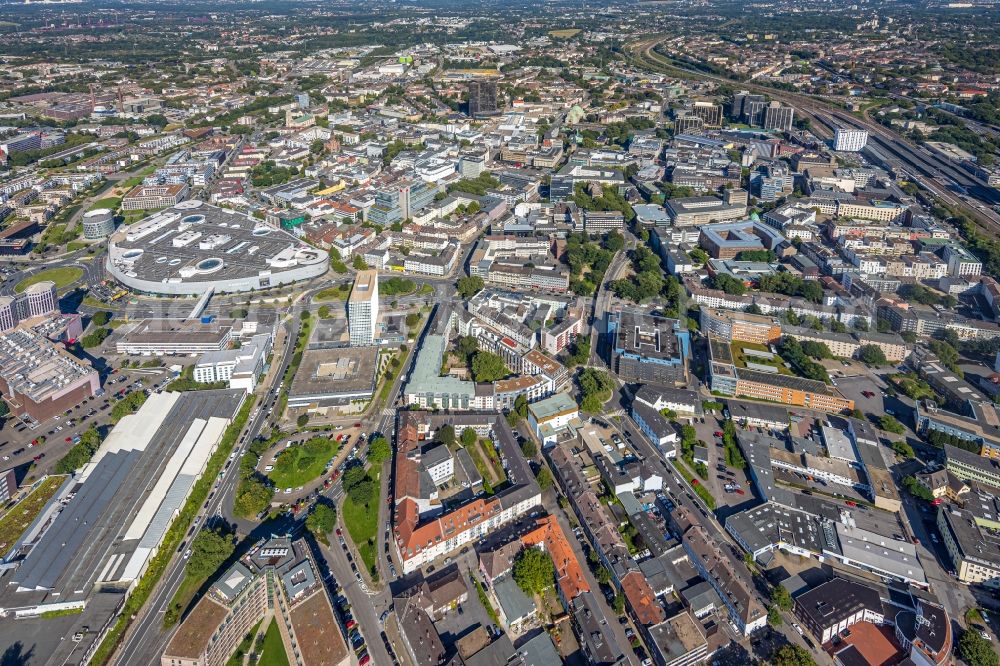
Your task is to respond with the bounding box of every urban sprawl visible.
[0,2,998,666]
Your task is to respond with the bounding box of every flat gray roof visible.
[5,390,244,603]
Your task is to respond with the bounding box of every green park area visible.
[259,619,290,666]
[89,196,122,211]
[14,267,84,293]
[0,476,66,554]
[267,437,339,488]
[314,283,351,301]
[342,468,380,579]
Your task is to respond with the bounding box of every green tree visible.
[436,425,456,447]
[800,341,832,360]
[689,248,709,265]
[346,477,375,504]
[768,605,783,627]
[306,501,337,540]
[472,351,510,382]
[771,584,792,610]
[0,399,8,420]
[368,436,391,464]
[352,255,368,270]
[612,591,625,615]
[711,273,747,295]
[603,231,625,252]
[512,546,555,595]
[110,391,148,423]
[514,394,529,419]
[234,477,274,518]
[902,476,934,501]
[460,427,477,448]
[581,394,604,413]
[959,628,1000,666]
[858,344,888,366]
[879,415,905,434]
[457,275,485,299]
[405,313,420,328]
[91,311,112,327]
[318,305,331,319]
[536,466,553,490]
[55,426,102,473]
[457,335,479,362]
[186,527,235,581]
[771,644,816,666]
[891,440,915,458]
[297,413,310,428]
[520,438,537,458]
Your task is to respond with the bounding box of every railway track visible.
[627,36,1000,236]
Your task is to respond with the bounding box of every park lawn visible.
[14,267,85,293]
[342,475,379,576]
[549,28,581,38]
[89,196,122,211]
[164,563,205,627]
[259,619,291,666]
[314,285,350,301]
[268,437,339,488]
[0,476,66,554]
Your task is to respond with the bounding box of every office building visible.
[608,309,690,385]
[731,92,765,121]
[348,270,379,346]
[468,79,498,117]
[0,282,58,333]
[833,128,869,152]
[664,196,747,227]
[701,308,781,345]
[81,208,116,239]
[288,346,379,412]
[762,102,794,131]
[121,183,189,211]
[192,333,272,394]
[743,99,768,126]
[528,392,581,447]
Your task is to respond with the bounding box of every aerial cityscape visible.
[0,1,999,665]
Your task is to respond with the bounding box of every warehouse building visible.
[0,390,244,664]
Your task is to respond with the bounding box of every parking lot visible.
[0,367,173,480]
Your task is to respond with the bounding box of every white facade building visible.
[348,270,379,346]
[192,333,272,393]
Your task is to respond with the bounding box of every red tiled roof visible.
[521,515,590,602]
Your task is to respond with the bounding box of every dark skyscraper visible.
[468,79,498,117]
